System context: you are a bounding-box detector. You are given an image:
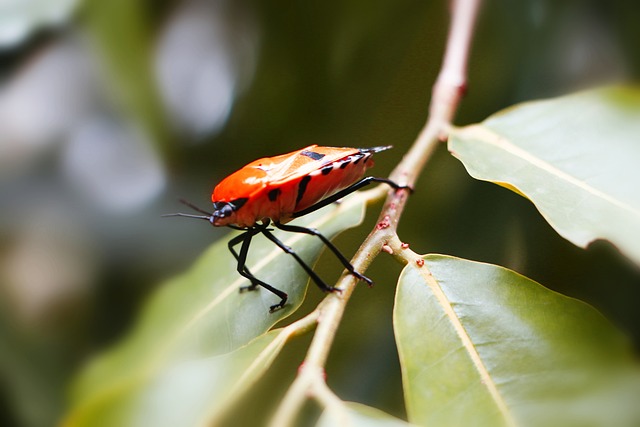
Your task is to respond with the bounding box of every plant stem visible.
[269,1,481,425]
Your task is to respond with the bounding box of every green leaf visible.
[69,329,288,427]
[65,196,367,427]
[449,86,640,264]
[394,254,640,427]
[317,402,417,427]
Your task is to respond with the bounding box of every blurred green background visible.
[0,0,639,426]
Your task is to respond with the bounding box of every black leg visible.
[227,231,258,289]
[292,176,411,218]
[274,222,373,286]
[260,229,339,294]
[228,229,288,312]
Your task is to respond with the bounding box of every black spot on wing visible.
[340,161,350,169]
[296,175,312,204]
[231,198,248,210]
[268,188,281,202]
[301,150,326,161]
[321,166,333,175]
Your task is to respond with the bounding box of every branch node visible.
[381,243,394,255]
[376,215,391,230]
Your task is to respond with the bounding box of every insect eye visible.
[212,202,231,218]
[221,204,233,217]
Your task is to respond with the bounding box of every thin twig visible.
[268,1,481,425]
[311,380,350,422]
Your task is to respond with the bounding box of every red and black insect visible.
[166,145,409,312]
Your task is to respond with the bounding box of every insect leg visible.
[292,177,412,218]
[230,230,288,312]
[228,231,258,290]
[260,228,339,294]
[274,222,373,286]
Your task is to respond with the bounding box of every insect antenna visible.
[178,199,214,216]
[162,199,214,221]
[161,213,212,222]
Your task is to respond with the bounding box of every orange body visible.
[211,145,386,227]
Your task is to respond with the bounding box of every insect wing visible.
[267,145,361,186]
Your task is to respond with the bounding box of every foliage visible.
[396,255,640,427]
[1,1,639,427]
[65,86,640,426]
[65,200,366,426]
[450,87,640,264]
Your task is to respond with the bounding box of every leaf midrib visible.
[67,195,366,424]
[196,329,291,427]
[454,125,640,218]
[417,261,517,427]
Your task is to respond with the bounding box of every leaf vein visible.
[417,262,518,427]
[457,125,640,218]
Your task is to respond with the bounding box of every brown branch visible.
[268,1,481,425]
